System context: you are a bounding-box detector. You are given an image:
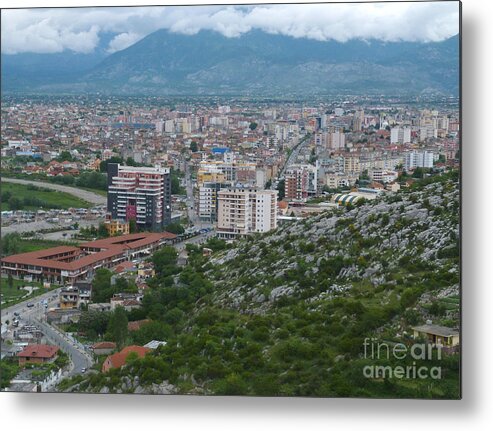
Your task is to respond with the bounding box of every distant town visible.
[1,94,460,395]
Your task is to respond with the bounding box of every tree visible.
[78,310,111,339]
[126,157,138,166]
[125,351,139,365]
[2,233,21,256]
[57,150,73,162]
[165,223,185,235]
[1,191,12,202]
[98,222,110,238]
[107,306,128,350]
[129,218,138,234]
[249,122,258,131]
[152,246,178,277]
[189,141,198,152]
[100,156,123,173]
[7,274,14,290]
[92,268,113,303]
[8,196,23,211]
[277,179,285,200]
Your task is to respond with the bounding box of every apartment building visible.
[404,151,435,170]
[390,127,412,144]
[284,164,318,201]
[343,156,361,175]
[107,164,171,231]
[217,188,277,239]
[198,181,232,222]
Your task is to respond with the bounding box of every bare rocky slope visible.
[63,171,460,398]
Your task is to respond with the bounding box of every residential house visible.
[412,324,460,349]
[91,341,117,356]
[102,345,150,372]
[18,344,59,367]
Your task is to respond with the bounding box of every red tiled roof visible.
[82,232,176,250]
[18,344,59,358]
[1,232,177,273]
[105,345,150,369]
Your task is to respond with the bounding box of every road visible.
[273,132,312,188]
[2,177,106,206]
[1,288,93,378]
[174,229,217,252]
[184,161,199,227]
[184,161,212,231]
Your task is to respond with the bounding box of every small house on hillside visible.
[412,324,460,349]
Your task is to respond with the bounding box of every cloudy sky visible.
[1,2,460,55]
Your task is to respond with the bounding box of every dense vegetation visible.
[66,171,460,398]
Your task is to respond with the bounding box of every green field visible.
[1,182,90,211]
[0,277,47,305]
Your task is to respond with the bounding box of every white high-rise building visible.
[404,151,435,170]
[155,120,164,135]
[217,188,277,239]
[164,120,175,133]
[328,130,345,150]
[390,127,412,144]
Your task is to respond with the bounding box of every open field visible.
[1,177,106,206]
[1,182,90,211]
[0,277,47,306]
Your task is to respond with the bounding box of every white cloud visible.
[1,2,460,55]
[107,32,143,53]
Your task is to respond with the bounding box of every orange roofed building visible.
[1,232,176,284]
[102,345,150,373]
[18,344,59,367]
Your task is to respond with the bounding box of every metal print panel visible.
[0,1,461,399]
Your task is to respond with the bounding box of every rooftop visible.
[2,232,176,273]
[413,324,459,338]
[18,344,59,358]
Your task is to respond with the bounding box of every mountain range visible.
[1,30,459,96]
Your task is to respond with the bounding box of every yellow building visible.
[413,324,460,347]
[59,287,79,309]
[105,219,130,236]
[197,169,226,186]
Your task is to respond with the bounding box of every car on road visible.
[13,312,20,317]
[27,303,34,308]
[81,368,86,373]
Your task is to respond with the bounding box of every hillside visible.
[2,30,459,96]
[62,171,460,398]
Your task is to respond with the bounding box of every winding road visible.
[2,290,93,379]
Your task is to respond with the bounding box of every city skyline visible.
[1,1,460,400]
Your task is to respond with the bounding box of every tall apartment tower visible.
[352,109,364,132]
[107,164,171,231]
[284,164,318,201]
[217,188,277,239]
[390,127,412,144]
[199,181,232,223]
[404,151,435,171]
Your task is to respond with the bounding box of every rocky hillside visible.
[62,171,460,398]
